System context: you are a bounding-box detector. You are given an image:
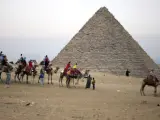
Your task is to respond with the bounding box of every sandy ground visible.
[0,71,160,120]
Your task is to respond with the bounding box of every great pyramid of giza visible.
[52,7,160,78]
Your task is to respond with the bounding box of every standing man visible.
[125,69,130,77]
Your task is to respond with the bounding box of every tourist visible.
[149,69,156,82]
[125,69,130,77]
[39,66,45,86]
[2,55,8,67]
[29,60,33,73]
[44,55,50,70]
[73,63,77,69]
[0,51,3,62]
[5,69,11,88]
[85,75,92,89]
[92,77,96,90]
[22,57,27,66]
[64,61,71,73]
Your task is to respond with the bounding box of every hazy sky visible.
[0,0,160,63]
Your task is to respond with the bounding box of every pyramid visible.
[52,7,160,77]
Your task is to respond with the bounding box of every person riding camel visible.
[72,63,78,75]
[0,51,4,63]
[22,57,27,66]
[44,55,50,70]
[0,51,2,56]
[73,63,77,69]
[148,69,157,82]
[21,57,27,72]
[1,55,8,71]
[20,54,24,63]
[64,62,71,74]
[29,60,33,73]
[2,55,8,66]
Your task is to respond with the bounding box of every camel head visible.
[54,67,60,73]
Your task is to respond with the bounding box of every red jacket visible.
[29,61,33,68]
[65,63,71,70]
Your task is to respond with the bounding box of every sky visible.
[0,0,160,63]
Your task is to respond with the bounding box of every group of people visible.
[1,50,158,89]
[0,52,51,87]
[17,54,50,73]
[63,61,96,90]
[86,75,96,90]
[64,61,78,75]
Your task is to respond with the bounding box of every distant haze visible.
[0,0,159,63]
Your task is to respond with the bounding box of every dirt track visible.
[0,72,160,120]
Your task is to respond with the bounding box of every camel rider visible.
[20,54,24,62]
[1,55,8,71]
[2,55,8,66]
[148,69,156,82]
[64,61,71,74]
[73,63,77,69]
[22,57,27,67]
[0,51,2,56]
[73,63,78,75]
[29,60,33,73]
[0,51,4,63]
[44,55,50,70]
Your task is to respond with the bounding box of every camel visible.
[20,65,38,84]
[14,59,26,82]
[140,75,160,96]
[59,69,90,87]
[38,66,60,84]
[14,64,25,82]
[14,60,38,83]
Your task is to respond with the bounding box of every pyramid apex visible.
[97,6,108,12]
[94,6,110,17]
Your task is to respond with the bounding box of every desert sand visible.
[0,71,160,120]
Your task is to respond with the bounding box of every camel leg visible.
[77,79,79,85]
[18,74,21,83]
[26,75,29,84]
[75,78,79,85]
[66,77,68,87]
[61,76,64,87]
[66,76,70,88]
[68,77,71,88]
[51,73,53,85]
[0,72,3,83]
[47,74,49,84]
[140,82,146,96]
[61,78,63,87]
[154,86,157,97]
[140,81,145,96]
[73,78,76,88]
[14,74,17,82]
[38,75,40,83]
[32,74,34,84]
[59,75,63,87]
[21,73,24,83]
[33,73,36,84]
[59,77,61,87]
[67,78,69,88]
